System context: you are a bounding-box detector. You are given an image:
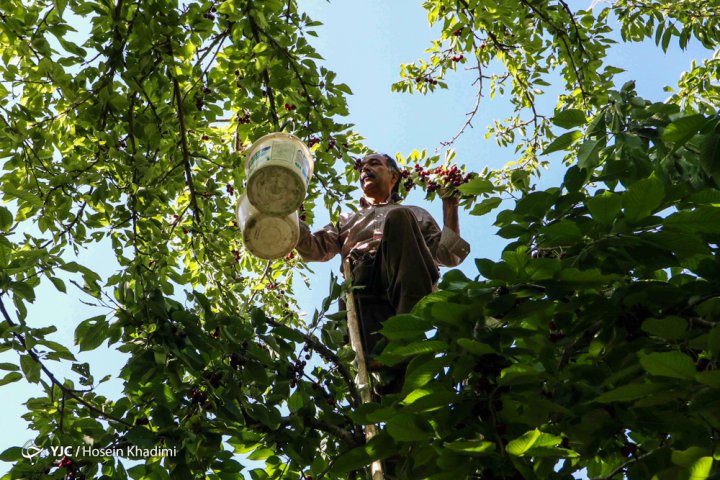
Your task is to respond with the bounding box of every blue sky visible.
[0,0,715,476]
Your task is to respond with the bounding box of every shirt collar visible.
[359,194,399,209]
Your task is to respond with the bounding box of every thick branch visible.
[264,315,362,409]
[247,15,280,130]
[172,77,201,223]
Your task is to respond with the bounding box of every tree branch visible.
[0,296,134,429]
[264,314,362,409]
[172,76,201,224]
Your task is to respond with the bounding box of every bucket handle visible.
[279,118,296,133]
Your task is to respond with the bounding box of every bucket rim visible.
[244,131,314,180]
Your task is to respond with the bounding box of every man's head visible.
[359,153,401,203]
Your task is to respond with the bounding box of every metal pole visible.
[343,257,385,480]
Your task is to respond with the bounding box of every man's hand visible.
[440,188,460,235]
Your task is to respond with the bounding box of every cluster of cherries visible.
[353,159,473,196]
[56,456,84,480]
[289,344,312,389]
[189,386,210,408]
[415,76,439,85]
[450,54,465,62]
[195,86,213,111]
[230,340,250,370]
[283,103,297,111]
[405,163,474,196]
[203,6,217,21]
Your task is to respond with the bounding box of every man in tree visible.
[295,153,470,362]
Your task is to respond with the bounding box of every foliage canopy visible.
[0,0,718,479]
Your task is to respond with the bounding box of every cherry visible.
[226,184,234,195]
[453,28,463,36]
[135,417,149,426]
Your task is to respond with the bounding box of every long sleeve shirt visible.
[295,197,470,267]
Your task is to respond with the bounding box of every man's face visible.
[359,154,399,200]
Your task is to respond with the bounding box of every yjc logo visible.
[21,440,44,463]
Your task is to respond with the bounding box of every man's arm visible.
[416,201,470,267]
[295,221,342,262]
[442,195,460,235]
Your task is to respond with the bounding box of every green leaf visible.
[507,429,562,457]
[330,433,395,475]
[672,447,711,468]
[125,427,157,449]
[639,351,696,380]
[577,139,602,169]
[695,370,720,386]
[563,165,588,193]
[665,207,720,233]
[402,356,446,393]
[380,314,431,340]
[551,109,586,129]
[688,457,713,480]
[594,382,668,403]
[456,338,497,356]
[641,316,687,340]
[506,429,541,456]
[585,191,622,225]
[401,390,459,413]
[709,325,720,358]
[470,197,502,216]
[542,131,582,155]
[377,341,447,366]
[699,123,720,180]
[662,114,708,144]
[20,355,41,384]
[0,363,19,371]
[49,277,67,293]
[622,177,665,222]
[444,440,495,455]
[74,315,109,352]
[457,178,494,195]
[53,0,68,17]
[386,413,431,442]
[539,220,582,246]
[0,206,12,231]
[0,446,22,462]
[0,372,22,386]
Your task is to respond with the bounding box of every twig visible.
[592,449,657,480]
[0,297,134,428]
[437,52,484,151]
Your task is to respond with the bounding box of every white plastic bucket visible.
[245,132,314,216]
[236,193,299,260]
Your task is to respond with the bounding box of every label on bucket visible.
[248,146,271,172]
[294,150,309,181]
[270,140,296,166]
